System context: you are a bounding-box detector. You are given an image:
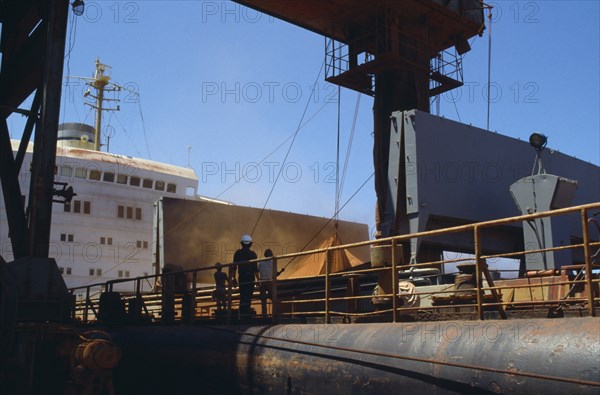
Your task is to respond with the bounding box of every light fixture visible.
[455,35,471,55]
[529,132,547,151]
[72,0,85,16]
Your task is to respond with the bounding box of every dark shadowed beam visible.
[27,0,69,257]
[0,119,28,258]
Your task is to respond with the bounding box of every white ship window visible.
[108,237,113,245]
[75,167,87,178]
[136,240,142,248]
[130,176,141,187]
[103,172,115,183]
[126,207,133,219]
[96,269,102,276]
[117,174,128,184]
[66,267,72,275]
[118,205,124,218]
[142,178,153,189]
[64,201,71,212]
[59,267,64,274]
[100,237,113,245]
[125,271,130,278]
[68,234,74,242]
[101,237,106,244]
[143,241,148,249]
[84,201,91,214]
[89,170,101,181]
[167,183,177,193]
[60,165,72,177]
[74,200,81,213]
[136,207,142,220]
[155,180,165,191]
[118,270,123,278]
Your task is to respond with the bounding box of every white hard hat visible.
[241,234,252,244]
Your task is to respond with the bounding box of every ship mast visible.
[82,58,121,151]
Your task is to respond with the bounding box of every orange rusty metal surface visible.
[233,0,484,53]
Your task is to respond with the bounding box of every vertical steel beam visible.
[391,240,398,322]
[14,89,42,171]
[325,249,331,324]
[27,0,69,257]
[474,226,484,320]
[0,119,28,258]
[480,258,507,319]
[271,258,278,323]
[581,208,596,317]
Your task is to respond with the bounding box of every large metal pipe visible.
[106,318,599,394]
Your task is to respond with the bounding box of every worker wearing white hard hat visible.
[230,234,258,318]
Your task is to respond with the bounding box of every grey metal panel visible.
[510,175,577,269]
[392,110,599,258]
[381,114,403,237]
[157,197,370,284]
[410,110,599,221]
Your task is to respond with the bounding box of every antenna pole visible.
[94,62,105,151]
[83,58,121,151]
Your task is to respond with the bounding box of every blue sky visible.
[8,1,600,236]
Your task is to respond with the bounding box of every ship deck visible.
[70,202,600,326]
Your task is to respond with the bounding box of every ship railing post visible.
[226,265,233,325]
[69,289,75,322]
[271,258,278,324]
[132,278,142,323]
[192,271,198,321]
[391,240,398,323]
[474,226,484,320]
[581,208,596,317]
[325,249,331,324]
[84,287,90,323]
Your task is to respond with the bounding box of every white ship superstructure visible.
[0,125,199,291]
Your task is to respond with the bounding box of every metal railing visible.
[70,202,600,325]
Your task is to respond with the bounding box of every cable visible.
[335,85,341,227]
[486,7,493,130]
[81,106,94,125]
[212,101,330,202]
[158,102,332,242]
[452,94,462,123]
[338,92,361,204]
[61,12,77,124]
[137,96,152,160]
[111,111,143,157]
[281,172,375,271]
[250,56,328,236]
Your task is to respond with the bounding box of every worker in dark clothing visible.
[212,262,229,311]
[230,234,258,317]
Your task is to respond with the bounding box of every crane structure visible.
[233,1,484,248]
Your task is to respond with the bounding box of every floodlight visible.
[72,1,85,16]
[529,133,547,151]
